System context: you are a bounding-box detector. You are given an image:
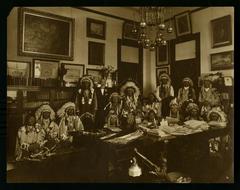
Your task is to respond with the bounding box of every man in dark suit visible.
[95,79,111,129]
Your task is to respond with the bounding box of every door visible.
[170,33,200,95]
[117,39,143,90]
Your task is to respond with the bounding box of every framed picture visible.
[18,7,74,60]
[122,22,138,41]
[174,11,192,37]
[156,44,169,66]
[87,18,106,40]
[88,41,105,66]
[86,68,102,84]
[224,76,233,86]
[7,60,31,86]
[33,59,59,79]
[211,15,232,48]
[156,66,170,86]
[61,63,84,87]
[210,51,234,71]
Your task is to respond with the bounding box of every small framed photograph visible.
[224,76,233,86]
[174,11,192,37]
[33,59,59,79]
[87,18,106,40]
[122,22,138,41]
[18,8,74,60]
[210,51,234,71]
[156,44,169,66]
[156,66,170,86]
[7,60,31,86]
[86,68,102,84]
[211,15,232,48]
[61,63,85,87]
[88,41,105,66]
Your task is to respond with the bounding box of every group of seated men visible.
[15,73,229,160]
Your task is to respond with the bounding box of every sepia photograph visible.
[6,6,234,184]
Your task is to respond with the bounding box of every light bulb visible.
[158,23,166,30]
[140,22,147,28]
[167,27,173,33]
[161,40,167,46]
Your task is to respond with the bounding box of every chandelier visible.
[132,7,173,51]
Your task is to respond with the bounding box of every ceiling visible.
[84,7,201,21]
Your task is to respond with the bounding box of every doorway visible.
[117,39,143,90]
[170,33,200,96]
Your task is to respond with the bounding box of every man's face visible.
[83,80,91,89]
[112,96,119,104]
[161,78,168,84]
[42,111,50,119]
[126,88,134,96]
[183,81,190,87]
[67,108,74,116]
[210,113,219,121]
[204,80,211,88]
[149,112,155,120]
[191,109,198,117]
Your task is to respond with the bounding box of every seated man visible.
[15,114,45,161]
[207,107,227,128]
[207,107,229,154]
[57,102,84,141]
[143,109,159,128]
[35,104,59,149]
[185,102,203,121]
[166,98,181,124]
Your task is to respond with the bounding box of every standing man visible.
[95,78,111,129]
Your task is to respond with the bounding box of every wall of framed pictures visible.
[7,7,125,77]
[191,7,234,76]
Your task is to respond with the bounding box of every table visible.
[7,126,231,182]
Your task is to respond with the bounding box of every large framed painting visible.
[122,22,138,41]
[7,60,31,86]
[211,15,232,48]
[210,51,234,71]
[174,11,192,37]
[156,66,170,86]
[18,7,74,60]
[156,44,169,66]
[87,18,106,40]
[88,41,105,66]
[61,63,84,87]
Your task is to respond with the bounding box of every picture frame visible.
[174,11,192,37]
[86,68,102,85]
[224,76,233,87]
[156,66,170,86]
[18,7,74,60]
[156,44,169,66]
[87,18,106,40]
[61,63,85,87]
[33,59,59,79]
[7,60,31,86]
[122,22,138,41]
[88,41,105,66]
[210,51,234,71]
[211,15,232,48]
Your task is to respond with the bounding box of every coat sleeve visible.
[154,86,162,102]
[76,117,84,131]
[170,86,174,97]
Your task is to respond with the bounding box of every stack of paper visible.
[105,130,144,144]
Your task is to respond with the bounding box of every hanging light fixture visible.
[132,7,173,51]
